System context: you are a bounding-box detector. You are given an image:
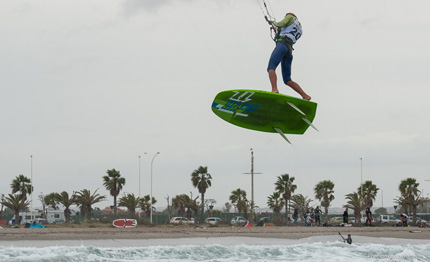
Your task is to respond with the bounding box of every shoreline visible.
[1,226,430,242]
[2,235,430,247]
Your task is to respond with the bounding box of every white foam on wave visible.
[1,240,429,262]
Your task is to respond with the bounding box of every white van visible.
[378,215,400,224]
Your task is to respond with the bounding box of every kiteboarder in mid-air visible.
[211,3,319,144]
[266,13,311,101]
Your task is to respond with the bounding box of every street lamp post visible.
[139,155,141,199]
[360,158,363,197]
[30,155,33,222]
[150,152,160,224]
[359,157,364,222]
[138,153,147,218]
[243,148,262,223]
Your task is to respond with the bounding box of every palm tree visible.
[44,192,59,210]
[188,197,200,223]
[1,194,29,224]
[102,169,126,215]
[118,193,140,217]
[0,194,5,217]
[314,180,335,223]
[75,189,106,220]
[291,194,313,221]
[344,192,364,225]
[229,188,249,217]
[39,193,56,219]
[55,191,76,223]
[358,180,379,208]
[10,175,32,201]
[224,202,232,213]
[396,178,425,224]
[267,192,285,215]
[182,194,197,220]
[140,194,157,217]
[237,199,250,219]
[172,194,188,217]
[275,174,297,219]
[191,166,212,222]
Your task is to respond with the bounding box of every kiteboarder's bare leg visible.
[287,80,311,100]
[268,69,279,93]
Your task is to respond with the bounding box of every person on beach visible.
[343,208,349,224]
[292,206,299,224]
[309,207,314,226]
[304,209,311,226]
[266,13,311,100]
[365,207,372,226]
[401,213,408,227]
[314,206,322,226]
[305,213,312,226]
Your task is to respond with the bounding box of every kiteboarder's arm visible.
[338,232,345,242]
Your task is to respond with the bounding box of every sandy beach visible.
[1,226,429,242]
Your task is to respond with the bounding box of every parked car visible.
[204,217,224,225]
[231,216,248,226]
[329,217,344,224]
[170,217,194,225]
[416,218,428,227]
[378,215,400,225]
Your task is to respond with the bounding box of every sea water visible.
[0,237,429,262]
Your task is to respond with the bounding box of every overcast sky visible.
[1,0,429,212]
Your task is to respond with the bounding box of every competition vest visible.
[278,17,303,44]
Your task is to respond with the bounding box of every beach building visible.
[45,209,67,224]
[8,209,72,224]
[8,210,44,225]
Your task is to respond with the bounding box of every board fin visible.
[301,117,319,131]
[273,127,291,144]
[286,101,306,116]
[286,101,319,132]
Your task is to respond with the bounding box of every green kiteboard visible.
[211,89,318,143]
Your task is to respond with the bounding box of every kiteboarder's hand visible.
[264,16,273,25]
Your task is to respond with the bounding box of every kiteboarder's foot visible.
[302,94,311,100]
[287,80,311,101]
[272,89,279,93]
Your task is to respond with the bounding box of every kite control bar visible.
[264,15,272,25]
[264,15,277,42]
[257,0,277,41]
